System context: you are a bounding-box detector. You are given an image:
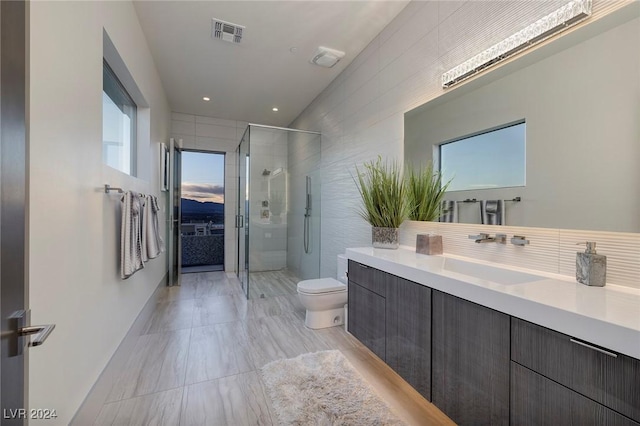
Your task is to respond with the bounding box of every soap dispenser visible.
[576,242,606,287]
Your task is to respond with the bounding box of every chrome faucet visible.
[468,233,507,244]
[469,233,490,242]
[511,235,530,246]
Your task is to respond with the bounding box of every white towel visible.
[121,191,145,279]
[144,195,165,259]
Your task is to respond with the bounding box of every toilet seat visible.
[297,278,346,295]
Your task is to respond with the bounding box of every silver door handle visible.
[570,338,618,358]
[19,324,55,347]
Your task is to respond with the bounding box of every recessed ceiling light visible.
[203,97,210,101]
[272,107,279,112]
[289,47,298,54]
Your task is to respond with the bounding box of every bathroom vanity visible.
[346,248,640,425]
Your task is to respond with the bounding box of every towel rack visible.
[455,197,521,203]
[105,184,149,198]
[104,184,124,194]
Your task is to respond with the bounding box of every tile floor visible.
[247,269,299,299]
[92,271,452,425]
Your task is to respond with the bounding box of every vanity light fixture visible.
[442,0,592,88]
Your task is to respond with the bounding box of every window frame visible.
[438,120,526,192]
[102,59,138,176]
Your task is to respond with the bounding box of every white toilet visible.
[297,278,347,329]
[298,278,347,330]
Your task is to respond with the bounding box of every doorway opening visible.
[180,150,225,273]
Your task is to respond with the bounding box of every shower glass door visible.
[236,129,250,297]
[238,124,321,300]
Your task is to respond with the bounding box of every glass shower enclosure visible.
[236,124,321,299]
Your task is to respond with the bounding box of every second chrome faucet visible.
[468,233,507,244]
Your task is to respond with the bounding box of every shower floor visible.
[249,269,299,299]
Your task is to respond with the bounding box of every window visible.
[440,121,525,191]
[103,60,136,175]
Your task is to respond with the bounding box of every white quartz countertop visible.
[345,246,640,359]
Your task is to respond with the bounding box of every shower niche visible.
[236,124,321,299]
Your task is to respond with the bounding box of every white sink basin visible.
[442,257,545,285]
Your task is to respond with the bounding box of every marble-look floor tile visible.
[78,270,451,425]
[282,312,333,353]
[181,371,273,426]
[315,324,363,352]
[192,295,240,327]
[94,388,183,425]
[207,275,243,297]
[106,330,190,403]
[186,322,254,385]
[248,269,299,299]
[183,274,215,297]
[281,293,306,322]
[142,298,195,334]
[244,313,314,368]
[157,284,197,303]
[232,293,295,320]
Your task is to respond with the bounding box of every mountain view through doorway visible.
[181,151,225,272]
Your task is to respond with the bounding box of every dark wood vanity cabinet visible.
[348,260,431,399]
[347,260,387,361]
[432,290,510,426]
[386,277,431,400]
[347,258,640,425]
[511,317,640,424]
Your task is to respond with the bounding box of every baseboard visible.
[69,273,168,425]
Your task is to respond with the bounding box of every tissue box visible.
[416,234,443,255]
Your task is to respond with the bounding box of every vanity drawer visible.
[348,260,389,297]
[511,362,640,426]
[512,317,640,422]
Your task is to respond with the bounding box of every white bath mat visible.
[260,350,406,425]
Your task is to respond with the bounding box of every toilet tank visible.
[337,254,348,284]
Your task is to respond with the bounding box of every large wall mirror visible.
[404,4,639,232]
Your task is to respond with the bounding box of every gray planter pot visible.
[372,227,399,249]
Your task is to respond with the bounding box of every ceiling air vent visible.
[211,18,245,44]
[310,46,345,68]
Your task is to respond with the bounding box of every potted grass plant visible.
[406,162,452,255]
[354,156,408,249]
[406,162,451,222]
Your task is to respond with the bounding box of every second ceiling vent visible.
[310,46,345,68]
[211,18,245,44]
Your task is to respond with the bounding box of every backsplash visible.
[400,221,640,291]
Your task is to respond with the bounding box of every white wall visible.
[290,0,633,280]
[171,113,244,272]
[29,1,171,424]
